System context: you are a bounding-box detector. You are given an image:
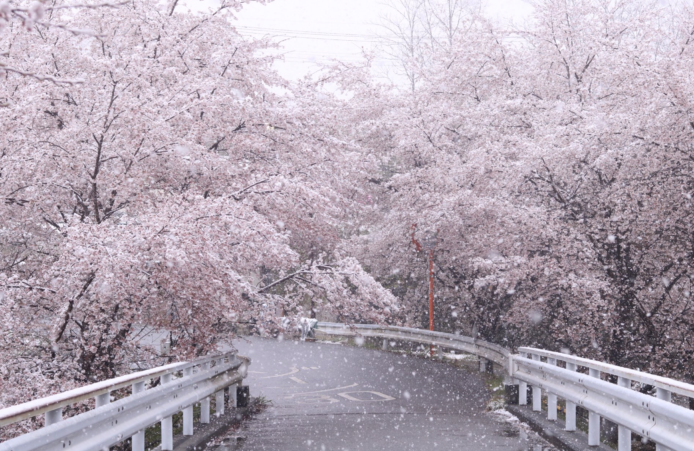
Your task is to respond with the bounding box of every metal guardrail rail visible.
[0,352,249,451]
[518,347,694,399]
[316,322,694,451]
[316,322,511,372]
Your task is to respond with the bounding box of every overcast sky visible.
[230,0,533,80]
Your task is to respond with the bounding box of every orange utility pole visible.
[411,224,437,356]
[428,248,434,332]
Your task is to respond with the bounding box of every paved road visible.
[219,338,553,451]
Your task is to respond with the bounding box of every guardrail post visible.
[44,407,62,426]
[565,362,577,431]
[519,380,528,405]
[617,377,632,451]
[655,388,672,451]
[215,358,225,416]
[547,358,557,421]
[161,373,174,451]
[183,367,194,436]
[588,368,601,446]
[215,389,225,416]
[95,392,110,408]
[201,362,211,424]
[131,381,146,451]
[479,357,487,372]
[382,339,388,350]
[229,383,238,408]
[531,354,541,412]
[517,353,527,406]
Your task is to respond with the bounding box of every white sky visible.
[233,0,534,80]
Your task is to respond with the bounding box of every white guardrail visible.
[316,322,694,451]
[0,352,249,451]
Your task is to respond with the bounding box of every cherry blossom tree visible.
[340,0,694,379]
[0,0,398,432]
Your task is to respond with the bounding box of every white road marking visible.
[285,383,359,399]
[260,367,300,379]
[338,391,396,402]
[295,394,340,404]
[289,376,307,384]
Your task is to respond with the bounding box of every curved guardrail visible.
[316,322,694,451]
[0,352,249,451]
[316,322,511,371]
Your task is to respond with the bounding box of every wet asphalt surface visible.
[220,338,554,451]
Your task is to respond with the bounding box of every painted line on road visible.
[338,391,396,402]
[285,383,359,399]
[260,367,300,379]
[289,376,307,384]
[295,394,340,404]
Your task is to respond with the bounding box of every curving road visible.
[217,338,554,451]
